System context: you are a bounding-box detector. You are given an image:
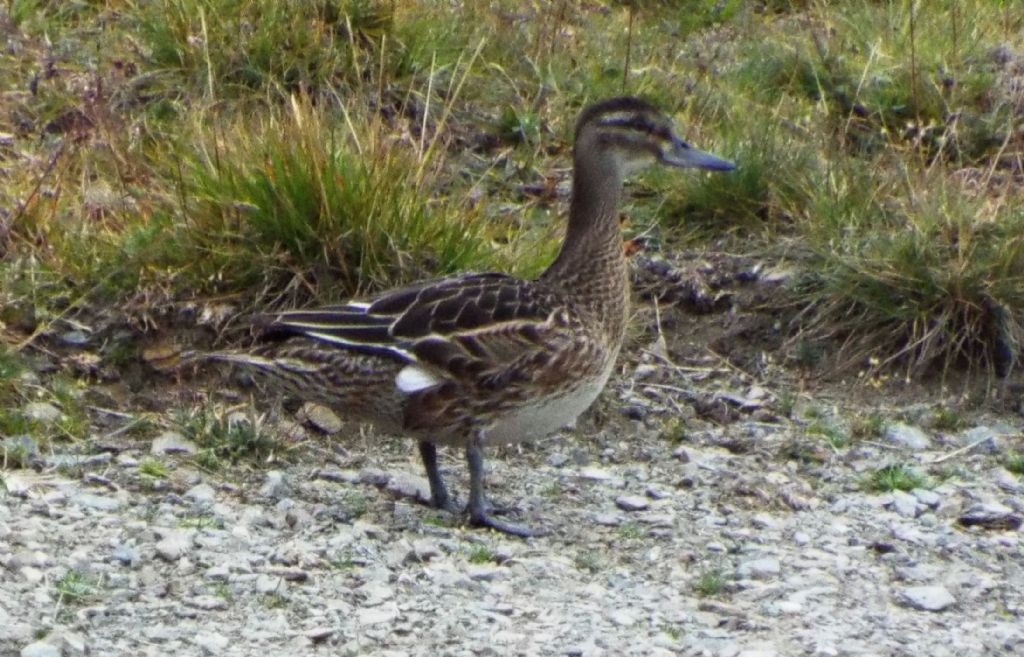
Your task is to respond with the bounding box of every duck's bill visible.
[662,139,736,171]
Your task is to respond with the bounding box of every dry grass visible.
[1,0,1022,382]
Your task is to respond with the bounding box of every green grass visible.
[573,551,604,574]
[693,568,727,597]
[466,544,496,565]
[1,0,1022,381]
[173,406,278,470]
[1004,452,1024,476]
[138,457,169,479]
[54,570,101,606]
[849,413,886,440]
[864,463,931,492]
[807,419,848,450]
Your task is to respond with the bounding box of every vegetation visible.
[54,570,102,606]
[173,406,278,470]
[693,568,727,597]
[1,1,1022,433]
[864,463,931,492]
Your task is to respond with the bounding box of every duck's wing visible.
[254,272,585,388]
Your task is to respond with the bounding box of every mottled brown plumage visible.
[209,96,735,536]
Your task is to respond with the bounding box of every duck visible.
[206,96,735,536]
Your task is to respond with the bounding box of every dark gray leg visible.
[465,436,543,538]
[418,441,454,511]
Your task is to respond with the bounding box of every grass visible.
[466,544,496,565]
[138,457,169,479]
[54,570,102,606]
[1005,452,1024,476]
[574,551,604,574]
[173,406,278,470]
[693,568,728,597]
[1,0,1023,388]
[864,463,931,492]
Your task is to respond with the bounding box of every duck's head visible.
[574,96,735,177]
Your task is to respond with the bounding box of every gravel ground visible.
[2,262,1024,657]
[3,357,1023,657]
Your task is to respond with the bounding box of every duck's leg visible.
[465,435,544,538]
[418,441,455,511]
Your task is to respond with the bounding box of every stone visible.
[889,490,920,518]
[184,483,217,507]
[994,468,1024,493]
[150,431,197,455]
[2,435,38,465]
[956,426,1002,453]
[615,495,650,512]
[20,641,60,657]
[884,423,932,450]
[912,488,941,509]
[738,557,781,579]
[111,544,140,567]
[409,539,441,562]
[298,402,343,434]
[71,493,124,512]
[259,471,289,500]
[958,503,1021,531]
[23,402,62,424]
[186,596,230,611]
[386,473,431,503]
[607,609,636,626]
[193,632,230,654]
[578,467,613,482]
[593,513,622,526]
[155,529,195,561]
[899,585,955,611]
[357,603,399,625]
[60,330,90,345]
[306,627,334,643]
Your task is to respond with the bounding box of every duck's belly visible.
[482,364,615,445]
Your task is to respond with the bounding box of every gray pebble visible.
[298,402,342,434]
[738,557,781,579]
[593,513,622,526]
[71,493,124,512]
[111,544,140,567]
[193,631,230,654]
[186,595,230,611]
[615,495,650,512]
[20,641,60,657]
[958,502,1021,531]
[956,426,1002,453]
[155,529,195,561]
[912,488,941,508]
[884,423,932,450]
[23,402,62,425]
[889,490,920,518]
[60,330,90,346]
[184,483,217,507]
[150,431,197,455]
[2,435,38,463]
[259,471,289,500]
[900,585,956,611]
[386,473,431,503]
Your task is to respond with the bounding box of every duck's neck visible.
[541,152,629,340]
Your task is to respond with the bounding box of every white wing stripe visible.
[305,331,415,361]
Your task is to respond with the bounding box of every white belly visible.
[482,362,615,445]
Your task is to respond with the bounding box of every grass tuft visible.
[693,568,727,597]
[864,463,930,492]
[174,406,277,470]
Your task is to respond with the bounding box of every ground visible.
[2,253,1022,657]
